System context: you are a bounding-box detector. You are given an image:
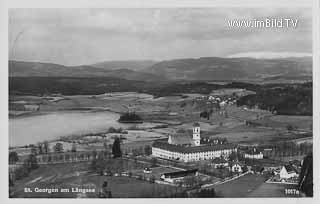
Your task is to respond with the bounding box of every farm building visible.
[152,123,237,162]
[160,169,198,183]
[279,164,298,179]
[9,101,40,111]
[24,104,40,111]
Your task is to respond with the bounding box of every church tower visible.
[193,122,201,146]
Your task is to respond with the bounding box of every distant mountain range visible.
[9,56,312,82]
[91,60,157,71]
[144,57,312,81]
[9,61,162,82]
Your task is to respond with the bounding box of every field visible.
[10,162,183,198]
[212,173,301,198]
[10,92,169,114]
[254,115,312,131]
[9,87,313,198]
[210,88,255,97]
[213,174,266,197]
[248,183,300,197]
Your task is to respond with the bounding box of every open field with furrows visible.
[253,115,312,131]
[207,130,280,144]
[225,105,273,121]
[10,162,184,198]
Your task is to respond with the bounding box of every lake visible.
[9,111,128,147]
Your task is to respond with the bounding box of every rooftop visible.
[162,169,198,178]
[230,161,245,166]
[169,134,194,145]
[212,157,228,164]
[169,129,194,145]
[193,122,200,127]
[284,164,298,174]
[245,148,263,154]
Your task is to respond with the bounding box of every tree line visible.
[237,83,312,116]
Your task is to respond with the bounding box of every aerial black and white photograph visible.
[7,5,315,198]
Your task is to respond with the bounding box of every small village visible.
[8,88,312,198]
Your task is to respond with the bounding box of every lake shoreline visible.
[9,108,123,119]
[9,110,124,147]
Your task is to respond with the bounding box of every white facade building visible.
[230,162,243,173]
[152,122,237,162]
[152,145,236,162]
[244,148,263,160]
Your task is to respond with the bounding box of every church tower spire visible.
[193,122,200,146]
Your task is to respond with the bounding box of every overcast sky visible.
[9,8,312,65]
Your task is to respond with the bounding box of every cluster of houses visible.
[151,122,302,184]
[195,95,237,107]
[9,101,40,111]
[210,157,244,173]
[152,123,266,164]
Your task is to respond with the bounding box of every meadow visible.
[10,162,184,198]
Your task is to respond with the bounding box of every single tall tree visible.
[26,154,39,170]
[112,137,122,158]
[43,141,49,153]
[9,151,19,164]
[71,143,77,152]
[31,146,38,155]
[37,143,43,154]
[144,145,152,156]
[299,152,313,197]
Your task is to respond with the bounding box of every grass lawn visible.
[10,162,184,198]
[254,115,312,131]
[213,174,266,197]
[248,183,300,197]
[81,176,182,198]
